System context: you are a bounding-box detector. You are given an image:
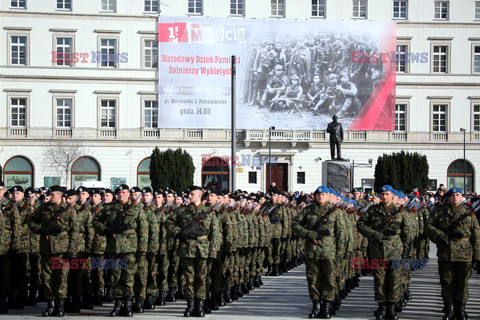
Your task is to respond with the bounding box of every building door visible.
[266,163,288,192]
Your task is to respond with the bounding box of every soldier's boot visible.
[81,293,94,309]
[308,300,321,318]
[386,301,398,320]
[241,283,250,294]
[236,285,244,298]
[155,290,167,306]
[345,279,352,293]
[265,265,272,276]
[26,289,37,306]
[210,293,220,311]
[53,298,65,317]
[270,264,279,276]
[353,275,360,287]
[254,276,261,288]
[281,263,288,273]
[454,302,467,320]
[399,296,406,307]
[219,291,226,306]
[144,294,155,310]
[374,302,387,320]
[339,289,347,299]
[15,293,26,309]
[442,302,454,320]
[319,300,332,319]
[193,298,205,317]
[177,286,186,299]
[133,298,144,313]
[224,288,232,303]
[42,300,55,317]
[204,295,211,314]
[7,293,15,309]
[332,294,340,310]
[123,297,133,317]
[68,296,81,313]
[109,298,122,317]
[184,298,194,317]
[395,300,402,313]
[404,287,412,300]
[93,290,103,306]
[0,296,8,314]
[103,287,114,302]
[231,286,239,300]
[247,276,255,290]
[165,286,177,302]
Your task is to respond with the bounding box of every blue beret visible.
[446,187,462,197]
[379,185,394,193]
[314,186,330,194]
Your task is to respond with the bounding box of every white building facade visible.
[0,0,479,193]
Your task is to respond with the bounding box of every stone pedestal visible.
[322,160,351,193]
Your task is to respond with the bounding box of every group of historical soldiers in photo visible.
[0,180,479,320]
[243,30,385,118]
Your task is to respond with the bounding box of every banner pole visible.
[231,55,236,192]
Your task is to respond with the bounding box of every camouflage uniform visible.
[142,202,160,309]
[90,202,107,304]
[269,202,284,275]
[155,203,170,304]
[25,200,41,306]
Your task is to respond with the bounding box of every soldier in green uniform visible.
[101,188,115,302]
[425,187,480,320]
[24,187,41,307]
[90,188,106,306]
[27,185,78,317]
[153,189,170,306]
[164,189,181,302]
[92,184,148,317]
[292,186,346,319]
[357,185,410,320]
[166,186,220,317]
[0,182,12,313]
[269,192,284,276]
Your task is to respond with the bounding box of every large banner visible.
[158,17,396,130]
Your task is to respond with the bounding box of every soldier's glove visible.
[445,230,465,240]
[316,229,331,236]
[38,227,49,237]
[47,224,63,236]
[175,231,189,244]
[436,233,450,246]
[146,252,155,262]
[63,252,73,262]
[306,230,319,240]
[371,231,384,242]
[383,229,397,236]
[113,223,129,234]
[102,227,115,238]
[135,251,145,263]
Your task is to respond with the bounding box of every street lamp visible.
[460,128,466,192]
[350,158,373,190]
[268,126,275,191]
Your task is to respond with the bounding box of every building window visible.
[137,158,151,189]
[432,104,447,132]
[144,101,158,128]
[100,100,116,128]
[434,1,449,20]
[100,38,117,67]
[297,172,305,184]
[474,104,480,132]
[248,171,257,184]
[3,156,33,189]
[432,45,448,73]
[54,37,73,66]
[57,0,72,10]
[473,45,480,73]
[10,36,27,65]
[144,0,159,12]
[395,104,406,131]
[352,0,367,18]
[475,1,480,19]
[230,0,244,16]
[396,44,408,73]
[188,0,202,14]
[101,0,116,12]
[393,1,407,19]
[71,156,101,188]
[202,157,229,192]
[10,0,26,8]
[271,0,285,17]
[311,0,326,17]
[144,39,158,68]
[56,99,72,128]
[447,160,474,193]
[11,98,27,127]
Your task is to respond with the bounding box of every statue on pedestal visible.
[326,115,343,160]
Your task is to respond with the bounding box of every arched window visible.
[201,157,229,193]
[447,160,474,193]
[137,157,151,189]
[3,156,34,189]
[71,156,100,188]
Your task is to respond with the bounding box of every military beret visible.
[352,187,362,193]
[12,186,24,192]
[130,187,141,193]
[115,184,130,193]
[141,187,153,194]
[314,186,330,194]
[48,185,64,194]
[77,186,88,194]
[204,189,217,195]
[90,188,103,195]
[65,189,77,197]
[446,187,462,197]
[164,188,175,195]
[154,189,164,196]
[104,188,114,195]
[379,185,394,193]
[25,187,35,196]
[187,186,202,193]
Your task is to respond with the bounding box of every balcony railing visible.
[99,129,116,137]
[142,129,160,138]
[54,128,72,137]
[9,128,27,136]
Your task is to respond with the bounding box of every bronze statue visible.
[326,115,343,160]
